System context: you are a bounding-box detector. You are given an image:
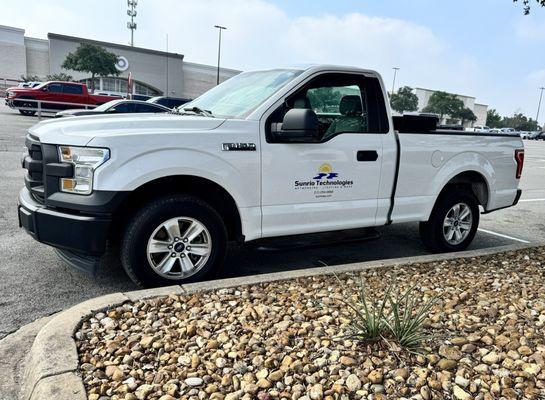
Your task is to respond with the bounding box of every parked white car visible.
[468,125,491,133]
[18,65,525,287]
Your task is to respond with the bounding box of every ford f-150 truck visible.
[17,65,524,287]
[5,81,117,116]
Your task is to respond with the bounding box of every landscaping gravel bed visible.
[76,247,545,399]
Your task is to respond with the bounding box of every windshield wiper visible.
[182,106,214,117]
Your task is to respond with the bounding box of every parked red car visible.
[4,81,119,116]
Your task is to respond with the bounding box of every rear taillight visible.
[515,149,524,179]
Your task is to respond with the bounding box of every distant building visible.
[0,24,240,99]
[414,87,488,127]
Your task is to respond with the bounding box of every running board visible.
[246,228,381,252]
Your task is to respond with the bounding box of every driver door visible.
[260,72,389,238]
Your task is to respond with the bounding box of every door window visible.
[109,102,134,113]
[266,73,389,142]
[48,83,63,93]
[63,84,83,95]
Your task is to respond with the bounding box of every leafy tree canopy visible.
[502,113,539,131]
[390,86,419,114]
[422,91,464,119]
[62,43,119,90]
[486,109,502,128]
[514,0,545,14]
[46,73,74,82]
[454,107,477,123]
[20,74,41,82]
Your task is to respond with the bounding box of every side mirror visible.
[41,87,48,92]
[273,108,319,142]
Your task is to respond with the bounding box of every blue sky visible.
[1,0,543,123]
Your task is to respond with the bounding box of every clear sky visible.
[1,0,544,123]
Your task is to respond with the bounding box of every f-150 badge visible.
[222,143,256,151]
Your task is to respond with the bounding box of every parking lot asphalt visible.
[1,103,544,339]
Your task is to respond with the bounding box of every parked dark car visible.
[55,99,170,117]
[528,131,545,140]
[147,96,191,109]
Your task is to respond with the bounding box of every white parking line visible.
[519,198,545,202]
[478,228,530,243]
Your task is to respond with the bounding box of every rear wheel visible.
[419,189,479,253]
[120,195,227,287]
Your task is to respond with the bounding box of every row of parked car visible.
[5,80,191,117]
[470,125,544,140]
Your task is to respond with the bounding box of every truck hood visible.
[29,113,226,146]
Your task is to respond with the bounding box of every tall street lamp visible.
[391,67,400,95]
[536,86,545,125]
[214,25,227,85]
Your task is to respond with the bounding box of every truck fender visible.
[94,147,254,209]
[426,151,493,216]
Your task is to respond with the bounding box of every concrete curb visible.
[22,242,542,399]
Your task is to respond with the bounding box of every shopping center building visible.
[0,24,240,99]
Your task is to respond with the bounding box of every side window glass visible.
[48,83,63,93]
[63,84,83,94]
[266,73,389,143]
[110,103,132,113]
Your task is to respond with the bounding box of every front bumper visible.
[18,187,111,256]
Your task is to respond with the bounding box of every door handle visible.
[357,150,378,162]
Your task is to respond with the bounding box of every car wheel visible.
[419,189,479,253]
[121,195,227,287]
[18,101,36,116]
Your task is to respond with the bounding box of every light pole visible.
[536,86,545,125]
[214,25,227,85]
[391,67,400,95]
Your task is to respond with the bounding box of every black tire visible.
[18,101,36,116]
[120,195,227,287]
[419,189,479,253]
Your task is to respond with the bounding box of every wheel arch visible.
[109,175,243,243]
[438,170,490,208]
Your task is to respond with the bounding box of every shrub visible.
[334,274,436,351]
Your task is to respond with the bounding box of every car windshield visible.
[179,69,303,118]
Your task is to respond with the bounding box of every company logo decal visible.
[294,164,353,199]
[313,163,338,180]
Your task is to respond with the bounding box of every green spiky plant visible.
[334,274,392,341]
[384,285,437,351]
[334,274,436,351]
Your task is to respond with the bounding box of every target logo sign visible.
[115,56,130,72]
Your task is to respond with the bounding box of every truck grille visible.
[23,134,45,203]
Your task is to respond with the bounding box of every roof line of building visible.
[47,32,184,60]
[415,87,476,100]
[0,24,24,33]
[183,60,240,74]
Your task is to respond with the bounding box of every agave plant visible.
[384,285,437,351]
[335,274,392,341]
[334,274,436,351]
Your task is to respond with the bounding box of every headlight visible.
[58,146,110,194]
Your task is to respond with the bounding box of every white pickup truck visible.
[18,65,524,287]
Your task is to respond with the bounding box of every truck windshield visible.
[179,69,303,119]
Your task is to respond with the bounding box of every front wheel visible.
[120,195,227,287]
[419,189,479,253]
[18,101,36,116]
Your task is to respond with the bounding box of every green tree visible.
[486,109,502,128]
[62,43,119,91]
[20,74,41,82]
[454,107,477,125]
[390,86,419,114]
[46,72,74,82]
[514,0,545,14]
[422,91,464,120]
[502,113,539,131]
